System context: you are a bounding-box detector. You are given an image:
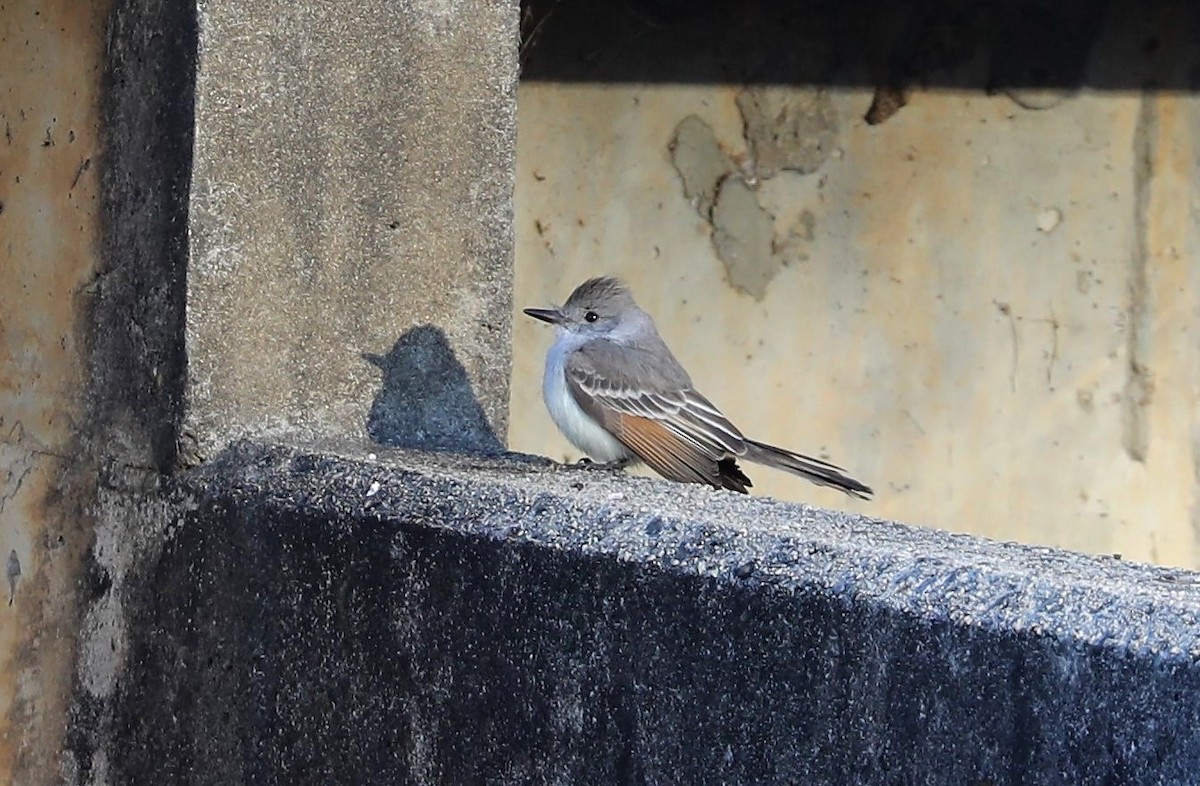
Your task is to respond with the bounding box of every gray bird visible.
[524,277,872,497]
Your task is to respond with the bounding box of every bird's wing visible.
[565,341,749,487]
[564,339,872,499]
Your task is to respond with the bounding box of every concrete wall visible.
[119,440,1200,785]
[0,2,114,781]
[0,0,519,782]
[6,0,1200,783]
[510,0,1200,567]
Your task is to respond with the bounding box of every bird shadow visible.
[362,325,505,455]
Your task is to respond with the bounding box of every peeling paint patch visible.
[1036,207,1063,233]
[711,177,777,300]
[736,85,837,179]
[667,114,784,299]
[668,115,733,218]
[667,99,832,300]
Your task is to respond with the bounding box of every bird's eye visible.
[584,311,599,323]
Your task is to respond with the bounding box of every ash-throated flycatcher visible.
[524,277,872,498]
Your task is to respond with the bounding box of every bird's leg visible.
[566,456,633,471]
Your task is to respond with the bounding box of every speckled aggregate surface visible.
[113,439,1200,784]
[233,438,1200,659]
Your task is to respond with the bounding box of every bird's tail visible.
[743,439,873,500]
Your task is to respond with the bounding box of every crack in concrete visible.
[1124,93,1157,463]
[0,462,34,517]
[994,300,1019,393]
[1029,313,1060,390]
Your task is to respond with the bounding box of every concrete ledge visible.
[113,441,1200,784]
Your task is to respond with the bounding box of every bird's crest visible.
[564,276,631,308]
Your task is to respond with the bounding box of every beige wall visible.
[510,73,1200,567]
[0,1,109,782]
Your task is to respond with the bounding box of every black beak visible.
[523,307,565,325]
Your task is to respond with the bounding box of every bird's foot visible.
[567,457,632,471]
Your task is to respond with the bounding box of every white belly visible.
[543,340,632,463]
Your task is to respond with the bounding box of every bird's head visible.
[523,276,639,338]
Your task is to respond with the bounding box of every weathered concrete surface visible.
[0,2,117,783]
[117,440,1200,784]
[69,1,200,784]
[511,0,1200,567]
[186,0,518,457]
[5,0,520,782]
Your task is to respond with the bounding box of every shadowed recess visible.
[89,0,198,474]
[520,0,1200,92]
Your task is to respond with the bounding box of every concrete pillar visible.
[186,0,516,455]
[0,0,518,782]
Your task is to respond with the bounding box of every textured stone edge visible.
[186,439,1200,662]
[76,438,1200,783]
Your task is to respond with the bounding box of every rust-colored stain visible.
[0,0,112,783]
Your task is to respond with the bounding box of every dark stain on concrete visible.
[1124,92,1155,463]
